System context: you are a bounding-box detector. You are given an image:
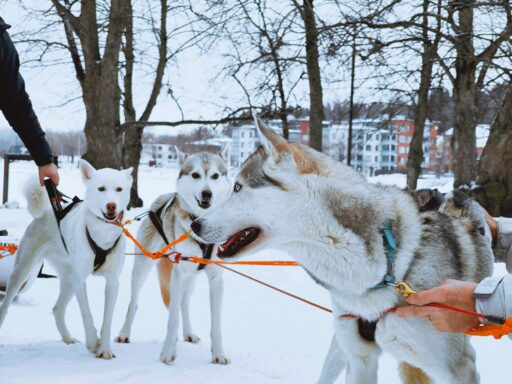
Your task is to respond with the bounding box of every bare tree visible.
[293,0,324,151]
[407,0,442,189]
[477,81,512,216]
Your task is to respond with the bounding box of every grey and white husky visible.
[191,119,494,383]
[116,147,232,365]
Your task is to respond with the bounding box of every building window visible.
[366,145,371,151]
[375,145,379,151]
[391,155,395,162]
[157,154,162,159]
[375,156,378,162]
[391,145,396,151]
[241,152,244,158]
[400,126,407,132]
[158,146,162,150]
[241,132,245,138]
[168,155,172,159]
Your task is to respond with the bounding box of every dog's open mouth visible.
[196,199,211,209]
[218,227,261,258]
[102,212,118,221]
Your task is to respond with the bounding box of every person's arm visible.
[0,24,58,185]
[493,216,512,273]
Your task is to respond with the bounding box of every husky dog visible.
[191,119,494,383]
[115,147,232,365]
[0,160,132,359]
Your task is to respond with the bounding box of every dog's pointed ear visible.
[219,143,230,168]
[174,146,188,167]
[253,113,289,164]
[124,167,134,179]
[79,159,96,181]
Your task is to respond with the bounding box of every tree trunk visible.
[303,0,324,151]
[82,73,123,169]
[451,0,477,187]
[476,82,512,216]
[123,126,144,207]
[407,0,439,189]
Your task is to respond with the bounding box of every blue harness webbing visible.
[371,220,398,289]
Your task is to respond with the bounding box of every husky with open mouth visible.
[116,147,232,365]
[0,160,133,359]
[191,118,494,383]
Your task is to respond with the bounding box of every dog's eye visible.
[191,172,200,179]
[233,182,242,193]
[116,187,123,192]
[98,186,106,192]
[212,173,219,180]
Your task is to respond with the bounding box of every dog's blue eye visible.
[234,182,242,193]
[98,186,106,192]
[212,173,219,180]
[191,172,200,179]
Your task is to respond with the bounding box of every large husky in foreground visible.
[0,160,133,359]
[116,148,232,365]
[192,120,494,383]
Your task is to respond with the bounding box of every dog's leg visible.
[181,276,200,343]
[53,268,79,345]
[96,276,119,359]
[0,241,44,328]
[332,317,380,384]
[316,335,346,384]
[206,267,230,365]
[377,316,478,383]
[116,255,153,343]
[73,281,100,354]
[160,267,185,364]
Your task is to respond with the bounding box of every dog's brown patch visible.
[157,258,173,307]
[399,362,432,384]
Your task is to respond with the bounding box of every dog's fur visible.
[193,119,494,383]
[0,160,132,358]
[115,147,232,365]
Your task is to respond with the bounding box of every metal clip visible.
[386,281,416,297]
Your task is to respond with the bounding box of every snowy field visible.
[0,159,509,384]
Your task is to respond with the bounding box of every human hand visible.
[395,279,479,333]
[38,163,59,186]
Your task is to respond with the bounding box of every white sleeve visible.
[475,275,512,340]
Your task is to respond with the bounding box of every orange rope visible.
[187,256,299,266]
[118,218,512,338]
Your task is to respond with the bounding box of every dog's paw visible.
[96,348,116,360]
[212,355,231,365]
[86,338,100,354]
[63,337,80,345]
[160,353,176,365]
[184,334,200,343]
[114,335,130,344]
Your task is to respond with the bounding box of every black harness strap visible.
[197,244,214,271]
[86,227,121,272]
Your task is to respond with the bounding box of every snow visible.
[0,159,510,383]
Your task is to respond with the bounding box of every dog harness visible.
[371,220,398,289]
[44,179,121,272]
[148,195,214,270]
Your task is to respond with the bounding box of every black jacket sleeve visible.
[0,18,53,166]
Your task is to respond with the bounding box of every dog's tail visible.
[157,258,173,307]
[24,178,50,218]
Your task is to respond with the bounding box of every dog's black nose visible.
[191,219,202,235]
[201,190,212,200]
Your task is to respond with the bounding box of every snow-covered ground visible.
[0,159,509,384]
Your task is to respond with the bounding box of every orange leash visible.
[119,219,512,337]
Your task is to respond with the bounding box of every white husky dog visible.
[115,147,232,365]
[191,119,494,383]
[0,160,132,359]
